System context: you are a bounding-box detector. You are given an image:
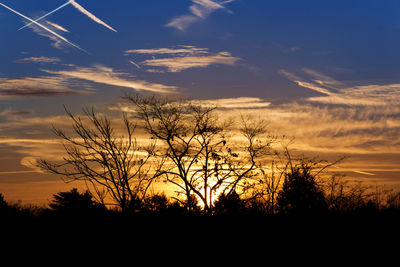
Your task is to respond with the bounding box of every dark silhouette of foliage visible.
[140,193,191,216]
[49,188,105,216]
[143,193,170,214]
[0,193,7,210]
[386,192,400,210]
[213,191,246,215]
[277,164,328,215]
[0,193,42,222]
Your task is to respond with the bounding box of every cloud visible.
[20,156,43,173]
[0,64,178,98]
[192,97,271,109]
[0,137,66,174]
[14,56,61,64]
[281,68,400,106]
[0,109,31,117]
[46,20,69,33]
[44,65,179,94]
[0,76,90,98]
[26,22,80,51]
[126,46,241,72]
[125,46,209,55]
[141,52,240,72]
[165,0,234,31]
[166,15,201,32]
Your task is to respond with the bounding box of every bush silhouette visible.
[277,165,328,215]
[49,188,105,216]
[0,193,7,210]
[213,191,246,215]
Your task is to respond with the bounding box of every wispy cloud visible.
[142,52,240,72]
[281,68,400,106]
[192,97,271,109]
[0,76,89,98]
[126,45,241,72]
[0,64,178,98]
[125,46,209,55]
[44,65,178,94]
[14,56,61,64]
[46,20,69,33]
[0,109,31,117]
[166,0,234,31]
[27,22,65,50]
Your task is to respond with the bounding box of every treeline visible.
[2,168,400,220]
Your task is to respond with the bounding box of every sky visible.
[1,0,400,204]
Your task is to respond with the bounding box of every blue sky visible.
[1,0,400,101]
[1,0,400,203]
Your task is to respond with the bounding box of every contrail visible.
[0,2,86,53]
[70,1,117,32]
[18,0,74,31]
[353,170,375,176]
[129,60,141,69]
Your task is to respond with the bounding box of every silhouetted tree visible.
[0,193,7,210]
[213,191,246,215]
[323,176,386,214]
[125,95,272,214]
[250,160,285,214]
[49,188,105,216]
[277,163,328,215]
[38,107,164,213]
[386,192,400,210]
[143,193,170,213]
[141,193,192,215]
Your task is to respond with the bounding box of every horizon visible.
[1,0,400,205]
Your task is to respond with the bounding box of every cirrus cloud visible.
[43,65,179,94]
[125,45,241,72]
[14,56,61,64]
[166,0,235,31]
[281,68,400,106]
[141,51,240,72]
[0,76,89,98]
[0,64,179,98]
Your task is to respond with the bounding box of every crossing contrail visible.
[18,0,74,31]
[16,0,116,33]
[0,2,86,53]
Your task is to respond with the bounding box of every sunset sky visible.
[1,0,400,204]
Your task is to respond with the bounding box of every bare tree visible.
[38,107,163,212]
[251,161,285,214]
[124,95,273,213]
